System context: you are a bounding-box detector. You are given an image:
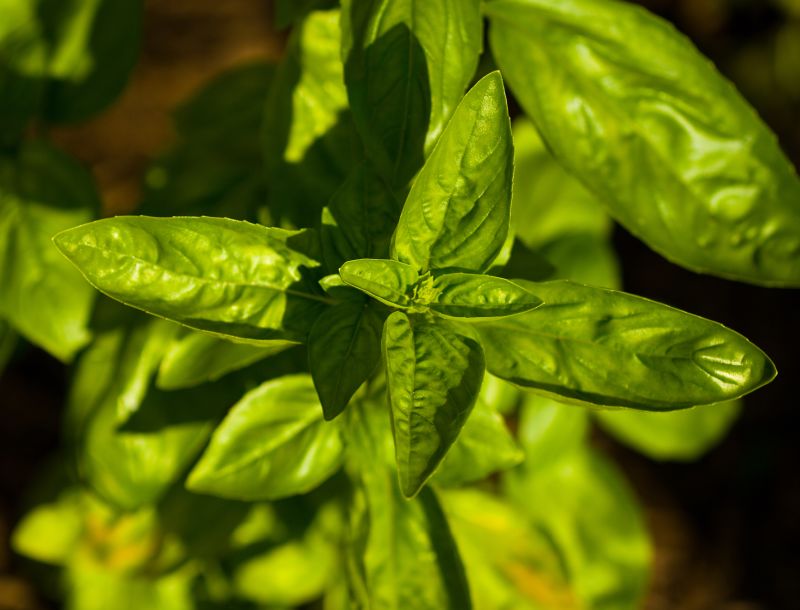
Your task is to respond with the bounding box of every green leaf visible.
[66,563,195,610]
[157,331,294,391]
[382,312,485,496]
[263,8,353,227]
[320,161,402,271]
[596,400,742,461]
[77,381,230,511]
[391,72,514,273]
[508,119,621,288]
[346,405,473,610]
[510,118,610,249]
[54,216,329,344]
[517,395,590,469]
[12,489,82,565]
[275,0,337,28]
[45,0,142,123]
[114,319,178,424]
[429,272,542,318]
[342,0,483,188]
[174,62,275,145]
[505,447,651,610]
[0,141,97,361]
[442,489,577,610]
[66,317,242,509]
[308,302,382,420]
[477,280,776,410]
[187,374,345,501]
[487,0,800,287]
[141,63,274,219]
[539,234,621,289]
[231,507,338,606]
[432,395,523,487]
[339,258,419,308]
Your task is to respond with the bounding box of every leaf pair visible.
[341,260,541,319]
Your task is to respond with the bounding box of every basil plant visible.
[7,0,798,608]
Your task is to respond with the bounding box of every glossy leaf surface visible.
[477,281,776,409]
[342,0,482,187]
[339,258,419,308]
[596,400,742,461]
[0,142,97,361]
[429,272,542,318]
[391,72,514,273]
[157,332,294,390]
[382,312,485,496]
[55,217,328,343]
[488,0,800,286]
[188,375,345,500]
[308,302,382,420]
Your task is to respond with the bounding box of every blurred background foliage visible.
[0,0,799,609]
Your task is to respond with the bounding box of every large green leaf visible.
[443,489,578,610]
[263,8,353,227]
[429,272,542,318]
[308,301,382,420]
[488,0,800,286]
[477,280,776,410]
[432,395,523,487]
[345,404,473,610]
[596,400,742,461]
[391,72,514,273]
[339,258,419,308]
[45,0,142,123]
[0,141,97,361]
[54,216,329,344]
[505,445,651,610]
[382,312,485,496]
[187,375,345,501]
[341,0,483,188]
[157,331,294,390]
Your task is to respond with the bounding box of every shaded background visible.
[1,0,798,608]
